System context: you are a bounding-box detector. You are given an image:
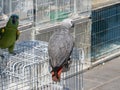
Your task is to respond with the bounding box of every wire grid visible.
[0,40,84,90]
[0,0,91,27]
[91,3,120,61]
[35,0,91,25]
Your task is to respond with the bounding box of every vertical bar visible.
[74,0,77,14]
[29,66,32,89]
[1,0,3,11]
[1,75,4,90]
[49,0,51,22]
[74,60,77,90]
[32,0,36,40]
[80,48,84,90]
[36,64,38,90]
[33,0,36,26]
[9,0,12,15]
[55,0,58,22]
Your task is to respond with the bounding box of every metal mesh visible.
[0,0,91,89]
[35,0,91,26]
[91,3,120,61]
[0,0,91,27]
[0,40,84,90]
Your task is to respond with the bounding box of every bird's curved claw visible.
[62,59,72,72]
[10,52,17,56]
[0,55,5,60]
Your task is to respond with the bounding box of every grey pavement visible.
[92,0,120,9]
[83,56,120,90]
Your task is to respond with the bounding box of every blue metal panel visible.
[91,4,120,61]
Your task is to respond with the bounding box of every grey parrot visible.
[48,18,75,82]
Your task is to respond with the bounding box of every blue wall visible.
[91,3,120,61]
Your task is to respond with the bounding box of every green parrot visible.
[0,14,20,57]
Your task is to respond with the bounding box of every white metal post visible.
[79,48,84,90]
[1,0,3,12]
[9,0,12,15]
[74,0,77,14]
[32,0,37,40]
[55,0,58,22]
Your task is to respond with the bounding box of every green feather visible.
[0,14,20,53]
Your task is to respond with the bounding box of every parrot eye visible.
[71,21,73,25]
[11,16,13,18]
[11,15,19,19]
[16,16,19,19]
[71,21,75,28]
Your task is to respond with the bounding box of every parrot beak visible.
[71,23,75,28]
[11,15,19,24]
[71,21,75,28]
[12,17,17,24]
[52,68,63,82]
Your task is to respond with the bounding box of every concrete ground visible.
[83,56,120,90]
[92,0,120,9]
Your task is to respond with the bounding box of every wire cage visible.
[0,0,91,27]
[0,0,92,90]
[91,3,120,61]
[0,40,84,90]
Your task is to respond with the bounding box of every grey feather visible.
[48,19,74,70]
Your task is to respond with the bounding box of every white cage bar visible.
[0,0,92,90]
[0,40,84,90]
[0,0,91,27]
[35,0,91,26]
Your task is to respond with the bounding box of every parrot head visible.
[61,18,75,29]
[11,14,19,24]
[6,14,19,29]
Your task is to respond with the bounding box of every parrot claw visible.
[62,59,72,72]
[10,52,17,56]
[0,55,5,60]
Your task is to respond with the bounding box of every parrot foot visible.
[68,59,72,65]
[62,58,72,72]
[0,55,5,60]
[10,52,17,56]
[0,72,7,78]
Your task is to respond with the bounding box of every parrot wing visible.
[0,27,5,39]
[48,30,74,68]
[16,30,20,40]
